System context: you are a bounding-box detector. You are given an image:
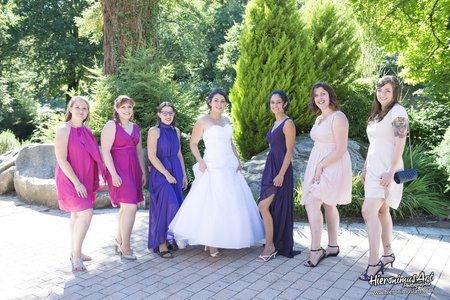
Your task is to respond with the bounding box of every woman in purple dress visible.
[257,90,296,261]
[147,102,187,258]
[101,95,146,260]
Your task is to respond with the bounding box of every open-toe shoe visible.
[303,247,326,267]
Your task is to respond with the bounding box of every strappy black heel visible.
[325,245,340,257]
[303,247,326,267]
[380,253,395,268]
[359,260,384,281]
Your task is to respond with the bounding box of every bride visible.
[169,89,265,257]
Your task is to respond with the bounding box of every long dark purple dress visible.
[258,118,294,258]
[148,123,184,252]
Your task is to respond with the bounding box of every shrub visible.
[408,100,450,151]
[300,0,362,99]
[434,126,450,192]
[230,0,316,160]
[0,130,21,155]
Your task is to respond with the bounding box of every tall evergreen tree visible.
[230,0,315,160]
[301,0,362,98]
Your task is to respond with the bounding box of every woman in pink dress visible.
[101,95,146,260]
[55,96,105,272]
[301,83,352,267]
[359,76,408,280]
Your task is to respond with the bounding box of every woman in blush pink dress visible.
[101,95,146,260]
[55,96,105,272]
[301,83,352,267]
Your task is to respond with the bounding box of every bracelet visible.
[75,183,82,188]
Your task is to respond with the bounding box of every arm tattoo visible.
[392,117,407,138]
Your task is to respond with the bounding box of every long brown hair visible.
[113,95,135,122]
[64,96,90,124]
[368,75,401,123]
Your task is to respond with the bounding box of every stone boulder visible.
[241,133,365,197]
[14,144,111,209]
[0,150,19,194]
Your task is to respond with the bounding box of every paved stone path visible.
[0,194,448,300]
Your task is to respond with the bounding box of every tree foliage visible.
[230,0,316,160]
[300,0,362,97]
[348,0,450,102]
[7,0,101,102]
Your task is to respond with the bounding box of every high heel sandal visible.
[70,256,86,272]
[303,247,326,267]
[359,260,384,281]
[256,250,277,262]
[380,253,395,268]
[115,239,137,260]
[325,245,340,257]
[114,238,121,255]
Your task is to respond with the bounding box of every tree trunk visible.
[101,0,158,75]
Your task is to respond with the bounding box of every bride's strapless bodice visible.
[202,124,238,170]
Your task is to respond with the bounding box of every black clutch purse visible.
[394,131,418,184]
[394,168,418,184]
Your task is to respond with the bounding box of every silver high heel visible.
[256,250,277,262]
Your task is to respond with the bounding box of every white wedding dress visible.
[169,124,265,249]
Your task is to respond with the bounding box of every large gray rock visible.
[0,149,19,173]
[0,166,15,194]
[241,133,365,197]
[14,144,111,209]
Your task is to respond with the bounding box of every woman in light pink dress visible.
[359,76,408,280]
[55,96,105,272]
[301,83,352,267]
[101,95,146,260]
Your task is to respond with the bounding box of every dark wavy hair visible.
[268,90,290,112]
[113,95,135,122]
[206,88,229,109]
[368,75,401,123]
[64,96,90,124]
[308,82,339,114]
[156,101,177,127]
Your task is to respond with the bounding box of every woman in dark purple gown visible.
[257,90,296,261]
[147,102,187,258]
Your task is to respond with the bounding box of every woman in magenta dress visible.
[301,83,352,267]
[257,90,296,261]
[101,95,146,260]
[55,96,104,272]
[147,102,187,258]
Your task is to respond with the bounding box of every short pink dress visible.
[105,122,144,207]
[365,104,408,209]
[55,126,104,212]
[301,111,352,206]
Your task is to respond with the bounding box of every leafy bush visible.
[230,0,316,160]
[408,100,450,151]
[434,126,450,192]
[340,79,373,143]
[31,107,65,143]
[0,130,21,155]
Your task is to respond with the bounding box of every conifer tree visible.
[230,0,316,160]
[300,0,361,97]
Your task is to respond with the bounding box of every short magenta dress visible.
[105,122,144,207]
[55,126,104,212]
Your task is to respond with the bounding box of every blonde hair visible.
[64,96,90,123]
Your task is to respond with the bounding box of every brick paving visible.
[0,194,448,300]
